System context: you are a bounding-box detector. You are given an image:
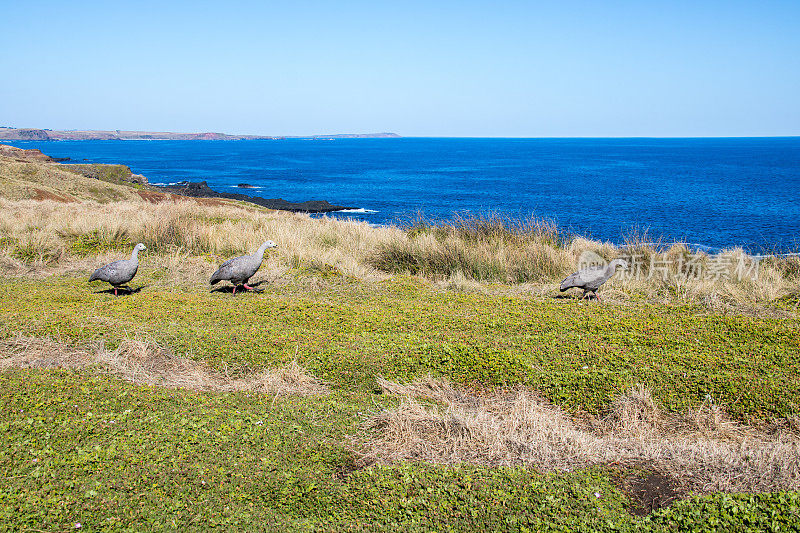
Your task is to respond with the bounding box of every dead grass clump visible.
[371,214,573,283]
[0,335,95,370]
[0,335,327,396]
[606,386,745,440]
[606,384,666,438]
[359,376,800,494]
[446,214,566,248]
[98,339,218,389]
[435,270,486,293]
[227,359,329,396]
[376,374,476,406]
[767,254,800,281]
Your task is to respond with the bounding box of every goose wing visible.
[210,255,250,284]
[90,259,136,285]
[560,265,606,291]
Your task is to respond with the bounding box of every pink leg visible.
[243,283,255,291]
[114,287,118,296]
[232,285,237,296]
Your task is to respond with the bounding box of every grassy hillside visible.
[1,146,799,531]
[0,147,147,203]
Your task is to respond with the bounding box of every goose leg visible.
[580,290,589,300]
[113,287,118,296]
[243,283,255,291]
[232,285,237,296]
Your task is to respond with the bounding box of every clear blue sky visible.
[1,0,798,136]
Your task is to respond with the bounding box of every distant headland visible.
[0,127,401,141]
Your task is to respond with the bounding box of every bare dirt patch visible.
[611,465,683,516]
[358,376,800,498]
[135,190,177,203]
[0,335,328,396]
[32,188,74,202]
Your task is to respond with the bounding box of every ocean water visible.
[8,138,800,253]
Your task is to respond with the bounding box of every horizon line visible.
[2,126,799,140]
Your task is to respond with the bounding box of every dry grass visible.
[371,214,574,284]
[0,197,400,281]
[1,197,798,310]
[0,335,328,396]
[371,215,799,311]
[359,376,800,494]
[0,156,140,203]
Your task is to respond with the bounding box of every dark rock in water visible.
[158,181,216,196]
[237,183,257,188]
[52,157,71,162]
[155,180,354,213]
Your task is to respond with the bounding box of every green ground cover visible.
[2,370,798,532]
[2,268,799,530]
[1,272,797,421]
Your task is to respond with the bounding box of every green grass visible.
[2,268,799,530]
[1,272,798,421]
[3,370,798,532]
[60,164,137,186]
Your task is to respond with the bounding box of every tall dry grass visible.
[0,197,402,281]
[361,376,800,494]
[370,214,573,283]
[1,197,798,309]
[372,214,799,309]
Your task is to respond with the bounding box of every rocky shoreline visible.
[154,180,355,213]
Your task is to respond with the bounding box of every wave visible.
[336,208,379,214]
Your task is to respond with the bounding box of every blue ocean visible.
[8,138,800,253]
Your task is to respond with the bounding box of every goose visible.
[210,241,277,295]
[560,259,628,301]
[89,243,146,296]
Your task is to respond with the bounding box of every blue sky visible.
[1,1,798,136]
